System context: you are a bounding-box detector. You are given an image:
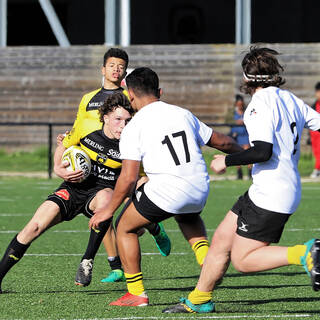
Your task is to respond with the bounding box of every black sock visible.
[0,234,30,285]
[107,256,122,270]
[146,223,160,236]
[82,218,112,260]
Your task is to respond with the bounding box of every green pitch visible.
[0,177,320,319]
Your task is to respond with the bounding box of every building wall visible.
[7,0,320,46]
[0,44,319,147]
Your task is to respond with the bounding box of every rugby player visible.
[56,48,171,283]
[89,67,243,306]
[163,47,320,314]
[0,93,134,293]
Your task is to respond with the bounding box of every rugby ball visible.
[62,146,91,181]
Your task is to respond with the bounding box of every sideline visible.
[0,171,320,183]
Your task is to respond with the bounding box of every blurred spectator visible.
[310,82,320,178]
[231,94,252,179]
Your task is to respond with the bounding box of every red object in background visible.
[311,131,320,170]
[310,101,320,170]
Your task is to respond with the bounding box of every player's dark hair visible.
[235,94,244,102]
[103,48,129,68]
[99,92,134,122]
[125,67,161,98]
[315,82,320,91]
[241,46,286,95]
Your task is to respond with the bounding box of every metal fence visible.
[0,122,244,179]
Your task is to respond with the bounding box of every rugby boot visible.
[152,223,171,256]
[109,292,149,307]
[101,269,125,283]
[301,239,320,291]
[162,297,215,313]
[75,258,93,287]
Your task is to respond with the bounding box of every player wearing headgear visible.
[56,48,171,283]
[0,93,134,294]
[163,47,320,314]
[89,67,243,307]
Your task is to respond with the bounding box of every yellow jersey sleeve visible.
[63,120,81,148]
[64,118,103,149]
[63,89,101,149]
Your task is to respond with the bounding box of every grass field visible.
[0,146,316,177]
[1,177,320,319]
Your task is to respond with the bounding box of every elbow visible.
[253,142,273,163]
[257,148,273,163]
[263,151,272,162]
[262,144,273,162]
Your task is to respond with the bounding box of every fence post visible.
[48,123,52,179]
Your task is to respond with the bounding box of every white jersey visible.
[244,86,320,214]
[120,101,213,214]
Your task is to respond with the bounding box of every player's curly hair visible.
[99,92,134,122]
[103,48,129,68]
[241,46,286,95]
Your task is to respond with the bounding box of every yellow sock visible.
[287,245,307,265]
[188,288,212,304]
[192,240,209,266]
[125,272,145,296]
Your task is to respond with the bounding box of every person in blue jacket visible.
[231,94,252,179]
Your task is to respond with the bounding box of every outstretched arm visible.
[206,131,243,154]
[89,159,140,229]
[211,141,273,174]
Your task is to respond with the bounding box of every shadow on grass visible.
[220,296,320,305]
[224,271,306,278]
[147,283,309,292]
[162,271,306,281]
[1,288,126,295]
[286,310,320,314]
[152,296,320,308]
[217,284,309,290]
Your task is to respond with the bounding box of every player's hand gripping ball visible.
[62,146,91,182]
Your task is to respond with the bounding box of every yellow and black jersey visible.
[63,87,129,148]
[64,118,121,189]
[62,86,145,181]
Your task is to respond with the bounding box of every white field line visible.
[0,228,320,234]
[22,252,187,256]
[71,314,312,320]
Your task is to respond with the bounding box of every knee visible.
[211,228,233,254]
[95,189,113,209]
[231,254,250,273]
[117,217,140,235]
[212,227,229,244]
[24,221,43,238]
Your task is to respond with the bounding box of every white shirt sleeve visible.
[244,100,274,144]
[302,104,320,131]
[192,114,213,146]
[119,122,142,161]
